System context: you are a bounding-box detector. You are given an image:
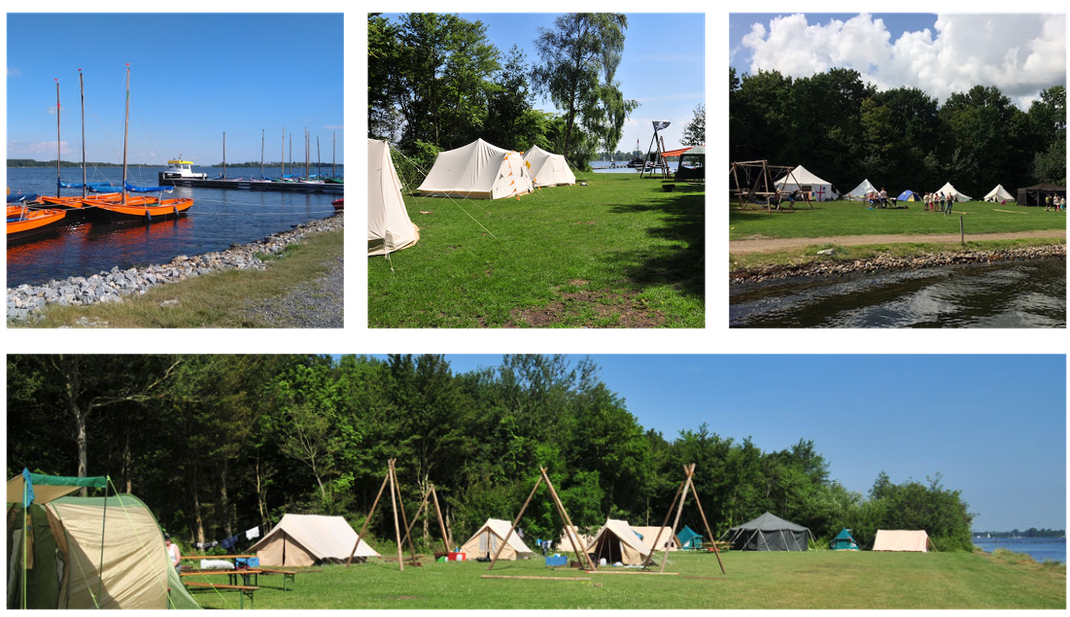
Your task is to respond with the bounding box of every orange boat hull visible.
[84,197,193,222]
[7,207,67,242]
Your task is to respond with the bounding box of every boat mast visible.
[289,133,292,176]
[304,127,309,179]
[260,128,265,179]
[332,131,336,177]
[80,69,86,198]
[281,127,284,178]
[223,131,226,179]
[55,78,61,198]
[121,64,130,207]
[317,136,320,178]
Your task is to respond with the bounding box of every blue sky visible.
[729,13,1066,109]
[6,13,343,166]
[373,354,1066,532]
[378,13,705,153]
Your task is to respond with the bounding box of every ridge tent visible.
[631,526,681,552]
[676,525,704,549]
[724,512,813,551]
[774,165,838,201]
[249,513,379,567]
[984,184,1015,203]
[830,528,860,551]
[418,138,533,200]
[7,470,200,609]
[368,139,419,256]
[935,181,973,202]
[461,519,535,561]
[558,525,593,552]
[523,145,576,188]
[896,189,920,201]
[872,529,932,552]
[586,519,652,566]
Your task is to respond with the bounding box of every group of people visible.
[1044,194,1066,211]
[923,192,955,214]
[864,189,890,208]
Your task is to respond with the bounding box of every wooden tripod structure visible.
[488,467,596,572]
[345,458,449,571]
[730,160,812,211]
[641,463,725,575]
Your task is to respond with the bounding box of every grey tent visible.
[1017,182,1066,207]
[724,512,813,551]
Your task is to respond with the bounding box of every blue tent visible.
[897,189,919,201]
[830,528,860,550]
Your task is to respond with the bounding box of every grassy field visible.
[730,199,1067,240]
[369,174,705,328]
[188,550,1065,610]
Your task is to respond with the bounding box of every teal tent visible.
[830,528,860,551]
[676,525,704,550]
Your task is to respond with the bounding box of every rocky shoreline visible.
[7,213,343,322]
[730,243,1066,284]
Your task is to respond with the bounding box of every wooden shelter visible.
[729,160,812,211]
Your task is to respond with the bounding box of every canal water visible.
[972,537,1066,564]
[730,258,1066,328]
[6,166,340,287]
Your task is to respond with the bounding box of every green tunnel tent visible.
[830,528,860,550]
[6,470,200,609]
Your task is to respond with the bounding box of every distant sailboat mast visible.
[121,64,130,207]
[79,69,86,198]
[223,131,227,179]
[55,78,61,198]
[281,127,285,178]
[317,136,321,178]
[260,128,265,179]
[332,131,336,178]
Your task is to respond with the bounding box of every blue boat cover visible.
[125,181,174,193]
[7,193,39,204]
[58,181,113,190]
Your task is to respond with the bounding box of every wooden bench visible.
[183,581,258,609]
[253,568,297,592]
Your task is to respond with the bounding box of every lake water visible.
[6,166,340,287]
[730,258,1066,328]
[972,537,1066,564]
[589,160,680,174]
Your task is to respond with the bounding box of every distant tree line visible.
[8,159,150,168]
[7,354,974,552]
[975,529,1065,539]
[730,67,1066,198]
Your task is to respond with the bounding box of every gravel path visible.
[242,252,344,328]
[730,229,1067,254]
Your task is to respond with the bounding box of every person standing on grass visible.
[945,193,953,215]
[165,535,181,571]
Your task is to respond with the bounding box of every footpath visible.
[730,229,1067,255]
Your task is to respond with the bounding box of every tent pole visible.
[540,467,595,571]
[346,464,389,564]
[660,464,694,573]
[430,485,451,554]
[390,459,420,566]
[641,470,688,569]
[387,459,404,572]
[686,465,725,574]
[490,474,543,568]
[97,477,109,602]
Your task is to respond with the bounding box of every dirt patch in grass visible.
[507,285,665,328]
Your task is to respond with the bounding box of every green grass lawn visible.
[730,199,1067,240]
[369,174,704,328]
[188,550,1064,609]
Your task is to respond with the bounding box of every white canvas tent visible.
[418,138,533,200]
[368,139,419,256]
[845,178,878,200]
[935,181,973,202]
[872,529,932,552]
[523,145,576,188]
[586,519,652,566]
[461,518,535,561]
[631,526,681,552]
[774,165,838,201]
[558,525,593,552]
[984,184,1015,203]
[249,514,379,567]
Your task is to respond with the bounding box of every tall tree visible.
[533,13,639,169]
[682,104,705,146]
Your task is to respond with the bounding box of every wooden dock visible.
[161,178,343,194]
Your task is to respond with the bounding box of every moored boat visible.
[7,205,67,243]
[159,158,207,182]
[332,198,343,210]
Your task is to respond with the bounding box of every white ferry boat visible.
[159,158,207,182]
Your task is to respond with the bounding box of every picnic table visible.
[179,553,298,606]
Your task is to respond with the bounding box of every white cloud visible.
[20,141,70,156]
[8,67,21,77]
[740,13,1066,108]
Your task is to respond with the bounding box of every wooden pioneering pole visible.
[346,459,450,571]
[641,463,725,575]
[488,468,596,572]
[730,160,797,211]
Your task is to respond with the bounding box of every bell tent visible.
[631,526,681,552]
[724,512,812,551]
[774,165,837,201]
[418,138,533,200]
[7,470,200,610]
[368,139,419,256]
[523,145,576,188]
[872,529,932,552]
[249,513,379,567]
[984,184,1015,203]
[461,519,535,561]
[934,181,973,202]
[846,179,878,200]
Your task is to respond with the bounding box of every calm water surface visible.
[6,166,340,286]
[973,537,1065,564]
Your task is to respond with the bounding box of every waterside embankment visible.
[731,243,1065,284]
[7,213,343,322]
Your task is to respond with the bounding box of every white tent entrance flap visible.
[774,165,837,201]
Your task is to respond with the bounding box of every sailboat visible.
[7,202,67,243]
[82,65,193,223]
